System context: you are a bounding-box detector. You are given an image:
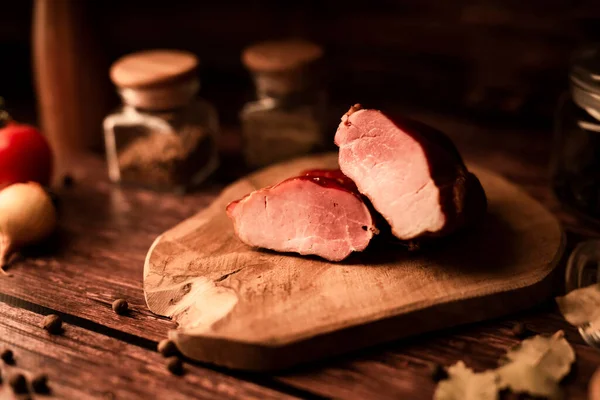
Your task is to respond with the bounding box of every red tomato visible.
[0,122,53,189]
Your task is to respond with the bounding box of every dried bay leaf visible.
[556,284,600,329]
[500,331,575,382]
[434,332,576,400]
[433,361,499,400]
[496,331,574,399]
[496,362,561,399]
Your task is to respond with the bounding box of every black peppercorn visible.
[166,357,184,375]
[511,322,531,339]
[31,374,50,394]
[63,174,74,188]
[112,299,129,315]
[9,373,28,394]
[42,314,63,334]
[1,348,14,364]
[157,339,178,357]
[428,362,448,382]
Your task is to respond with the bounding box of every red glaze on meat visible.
[226,170,376,262]
[335,106,486,240]
[301,169,360,194]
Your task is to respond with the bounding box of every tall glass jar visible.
[240,39,327,169]
[103,50,219,191]
[553,46,600,223]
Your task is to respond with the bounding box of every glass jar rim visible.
[569,46,600,114]
[118,78,200,110]
[570,46,600,95]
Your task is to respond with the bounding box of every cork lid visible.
[242,39,323,73]
[110,50,198,89]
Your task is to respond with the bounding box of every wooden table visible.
[1,114,599,400]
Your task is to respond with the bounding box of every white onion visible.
[0,182,57,272]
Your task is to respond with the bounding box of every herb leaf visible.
[556,284,600,329]
[433,361,498,400]
[500,331,575,381]
[496,331,574,399]
[496,362,561,399]
[434,332,575,400]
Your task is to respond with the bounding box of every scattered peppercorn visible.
[112,299,129,315]
[42,314,63,334]
[166,357,184,375]
[157,339,178,357]
[511,322,531,339]
[429,362,448,382]
[9,373,28,394]
[31,374,49,394]
[63,174,74,188]
[1,348,14,364]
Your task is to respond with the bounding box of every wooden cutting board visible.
[143,153,564,371]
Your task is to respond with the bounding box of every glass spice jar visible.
[240,39,327,169]
[552,45,600,223]
[103,50,219,191]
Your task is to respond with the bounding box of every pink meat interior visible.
[335,109,445,240]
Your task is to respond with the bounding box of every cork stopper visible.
[111,50,198,88]
[242,39,323,97]
[242,39,323,73]
[110,50,199,109]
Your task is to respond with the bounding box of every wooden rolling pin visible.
[32,0,111,180]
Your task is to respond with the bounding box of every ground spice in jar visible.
[117,126,213,189]
[104,50,219,191]
[240,39,327,169]
[241,106,325,168]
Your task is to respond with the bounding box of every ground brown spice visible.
[118,127,212,189]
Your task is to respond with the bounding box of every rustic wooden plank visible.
[0,113,551,342]
[0,113,472,340]
[0,301,296,400]
[276,305,600,400]
[0,112,596,398]
[0,162,218,342]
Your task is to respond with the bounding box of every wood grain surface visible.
[144,153,564,370]
[0,301,294,400]
[0,113,597,399]
[276,305,600,400]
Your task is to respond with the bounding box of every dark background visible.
[3,0,600,127]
